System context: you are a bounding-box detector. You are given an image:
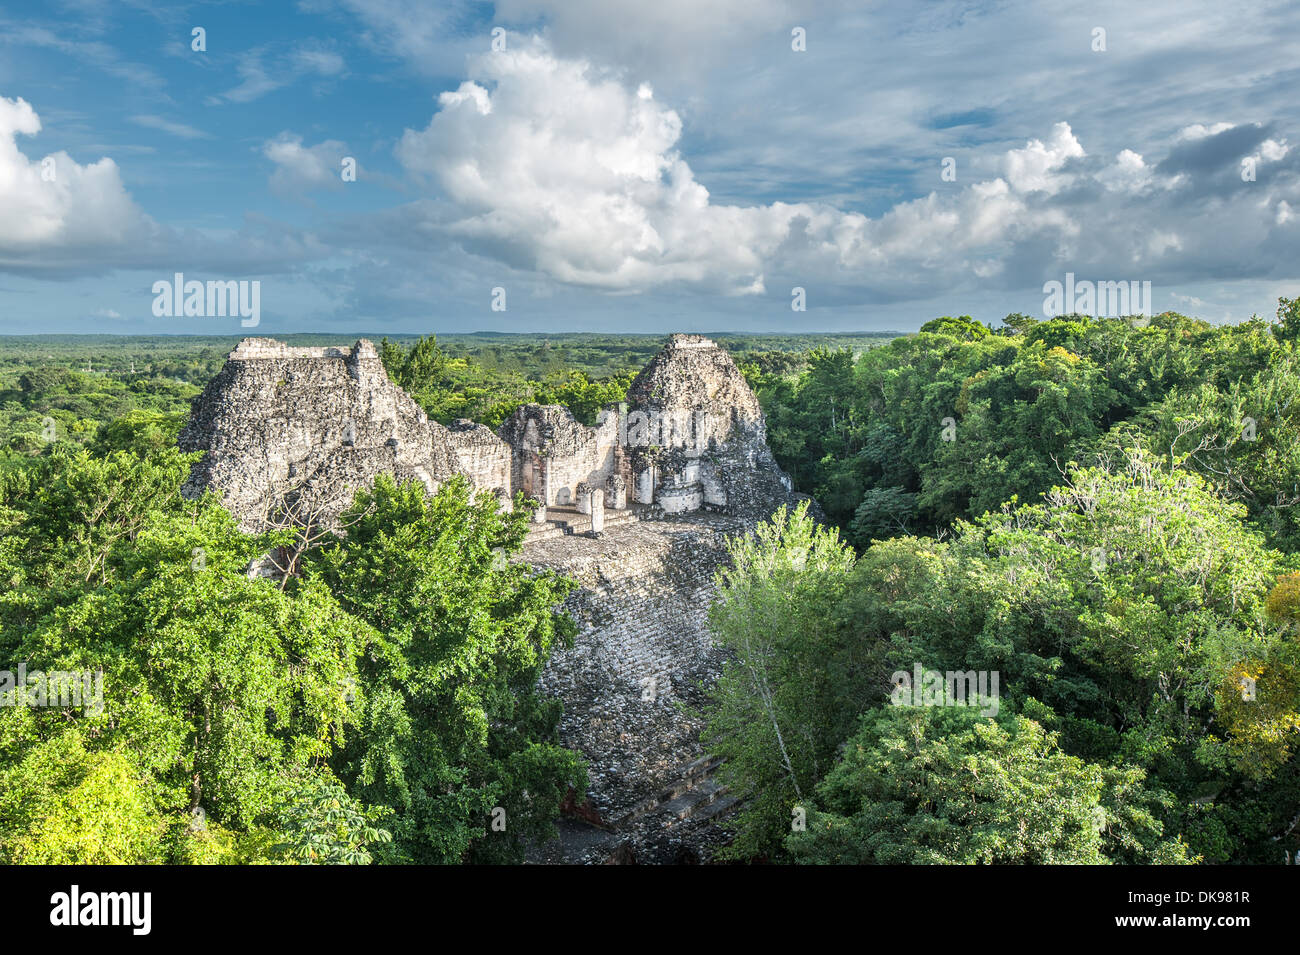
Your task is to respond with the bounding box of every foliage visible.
[272,775,392,864]
[786,708,1117,864]
[0,733,164,864]
[702,501,874,859]
[4,311,1300,866]
[0,418,584,864]
[304,475,585,863]
[706,442,1296,864]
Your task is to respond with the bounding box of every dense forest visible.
[710,300,1300,864]
[1,310,1298,863]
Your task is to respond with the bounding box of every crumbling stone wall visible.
[445,419,512,501]
[524,513,745,864]
[621,334,796,521]
[183,334,800,529]
[497,404,620,507]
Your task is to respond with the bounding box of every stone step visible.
[553,506,636,522]
[557,514,636,536]
[611,755,726,828]
[658,778,726,822]
[526,505,638,541]
[689,792,738,824]
[679,754,725,779]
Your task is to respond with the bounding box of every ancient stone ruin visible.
[178,338,461,529]
[179,333,809,862]
[181,333,796,531]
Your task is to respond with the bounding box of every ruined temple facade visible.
[179,333,808,862]
[180,333,796,530]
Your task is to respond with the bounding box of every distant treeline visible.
[0,330,897,385]
[0,331,896,461]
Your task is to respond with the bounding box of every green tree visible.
[306,475,585,863]
[0,444,371,848]
[702,501,872,859]
[0,733,164,864]
[787,707,1190,864]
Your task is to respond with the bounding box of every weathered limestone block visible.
[658,482,703,514]
[634,465,655,505]
[446,418,512,496]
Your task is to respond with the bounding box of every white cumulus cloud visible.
[0,94,329,278]
[264,134,350,194]
[0,95,151,252]
[1000,123,1086,195]
[393,46,1107,295]
[398,44,802,293]
[388,43,1300,303]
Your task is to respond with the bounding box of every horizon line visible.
[0,329,913,339]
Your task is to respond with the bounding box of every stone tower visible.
[621,334,796,518]
[178,338,462,529]
[180,333,799,529]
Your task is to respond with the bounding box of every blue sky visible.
[1,0,1299,335]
